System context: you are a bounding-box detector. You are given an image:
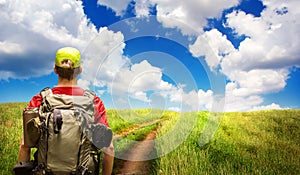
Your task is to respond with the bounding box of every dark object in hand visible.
[91,124,113,149]
[13,161,34,175]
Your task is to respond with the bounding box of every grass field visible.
[155,110,300,175]
[0,103,299,174]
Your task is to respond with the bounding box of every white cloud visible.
[79,27,127,88]
[251,103,285,111]
[224,1,300,70]
[131,91,150,102]
[224,79,288,112]
[225,95,264,112]
[198,89,214,110]
[110,60,177,102]
[0,0,98,79]
[221,69,289,98]
[189,29,235,71]
[168,107,181,112]
[134,0,153,18]
[169,88,215,111]
[0,41,23,54]
[97,0,131,16]
[152,0,240,35]
[224,82,264,111]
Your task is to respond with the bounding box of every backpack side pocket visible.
[23,108,40,148]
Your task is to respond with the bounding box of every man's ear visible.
[53,65,58,74]
[79,66,82,74]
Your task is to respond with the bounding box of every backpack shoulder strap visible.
[40,87,53,99]
[83,89,96,100]
[39,87,52,112]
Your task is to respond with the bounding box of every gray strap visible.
[83,90,96,100]
[40,87,53,99]
[40,87,53,112]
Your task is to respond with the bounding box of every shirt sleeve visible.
[28,94,43,108]
[94,96,109,127]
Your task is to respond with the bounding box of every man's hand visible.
[102,142,114,175]
[18,133,31,162]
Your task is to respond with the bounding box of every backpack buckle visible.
[77,166,92,175]
[53,109,63,134]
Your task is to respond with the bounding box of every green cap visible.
[55,47,81,68]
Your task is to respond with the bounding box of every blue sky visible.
[0,0,299,112]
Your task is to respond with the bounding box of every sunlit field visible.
[1,103,299,174]
[155,110,300,175]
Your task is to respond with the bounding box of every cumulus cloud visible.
[153,0,239,35]
[0,0,98,80]
[224,82,264,112]
[189,29,235,71]
[134,0,154,18]
[97,0,131,16]
[110,60,180,108]
[168,107,181,112]
[223,6,300,70]
[168,88,215,111]
[223,1,299,110]
[251,103,284,111]
[79,27,127,88]
[0,41,24,54]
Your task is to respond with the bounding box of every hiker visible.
[15,47,114,175]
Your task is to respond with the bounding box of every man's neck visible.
[57,77,78,87]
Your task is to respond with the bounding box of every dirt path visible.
[114,130,157,175]
[113,119,161,140]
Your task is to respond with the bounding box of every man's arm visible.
[18,134,30,162]
[102,142,114,175]
[18,94,41,163]
[93,96,114,174]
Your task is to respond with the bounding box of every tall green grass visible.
[155,110,300,175]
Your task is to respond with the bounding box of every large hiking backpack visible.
[28,88,112,175]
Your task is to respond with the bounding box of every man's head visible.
[54,47,82,80]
